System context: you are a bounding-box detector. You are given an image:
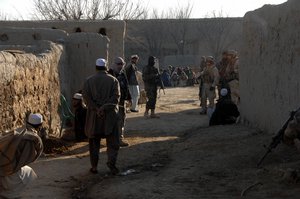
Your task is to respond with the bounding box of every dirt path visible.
[23,87,300,199]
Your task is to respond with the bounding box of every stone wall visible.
[0,41,62,135]
[240,0,300,133]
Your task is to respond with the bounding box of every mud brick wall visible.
[0,41,62,135]
[240,0,300,133]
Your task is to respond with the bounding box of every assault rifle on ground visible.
[257,107,300,167]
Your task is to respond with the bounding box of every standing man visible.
[0,113,44,198]
[221,50,240,105]
[82,58,121,175]
[226,50,240,105]
[199,56,219,115]
[108,57,131,147]
[198,56,206,105]
[142,56,160,118]
[125,54,140,112]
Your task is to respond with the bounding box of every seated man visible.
[209,88,240,126]
[0,113,44,198]
[283,109,300,151]
[72,92,87,142]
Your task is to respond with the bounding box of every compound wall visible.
[0,20,125,65]
[240,0,300,133]
[0,41,62,135]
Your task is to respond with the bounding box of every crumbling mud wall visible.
[240,0,300,133]
[0,41,63,135]
[0,27,110,109]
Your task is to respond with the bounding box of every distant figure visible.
[209,88,240,126]
[170,69,179,87]
[161,69,171,87]
[82,58,120,175]
[142,56,160,118]
[124,54,140,112]
[0,113,44,198]
[177,67,188,87]
[198,56,207,105]
[72,92,87,142]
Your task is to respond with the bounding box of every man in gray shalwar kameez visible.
[82,58,121,175]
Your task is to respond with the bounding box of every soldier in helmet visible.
[199,56,219,115]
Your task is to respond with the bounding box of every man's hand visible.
[96,107,105,119]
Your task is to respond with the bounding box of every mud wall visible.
[0,27,109,103]
[240,0,300,133]
[0,41,62,135]
[0,20,125,65]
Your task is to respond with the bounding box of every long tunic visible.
[82,71,120,138]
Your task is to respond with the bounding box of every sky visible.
[0,0,288,20]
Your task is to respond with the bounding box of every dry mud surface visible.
[23,87,300,199]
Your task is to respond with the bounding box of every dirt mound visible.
[43,137,70,154]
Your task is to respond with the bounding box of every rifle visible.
[158,73,165,95]
[154,58,165,95]
[257,107,300,167]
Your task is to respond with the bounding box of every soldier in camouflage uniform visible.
[142,56,160,118]
[199,56,219,114]
[220,50,239,105]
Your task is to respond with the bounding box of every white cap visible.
[73,93,82,100]
[27,113,43,125]
[220,88,228,97]
[96,58,106,67]
[131,54,139,59]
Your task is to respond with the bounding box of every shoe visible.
[150,114,160,118]
[119,140,129,147]
[144,112,149,118]
[199,109,207,115]
[106,162,120,175]
[90,168,98,174]
[130,109,139,113]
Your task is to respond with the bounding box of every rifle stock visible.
[257,108,299,167]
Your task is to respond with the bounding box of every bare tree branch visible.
[32,0,148,20]
[197,10,236,59]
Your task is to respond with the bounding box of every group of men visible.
[198,50,240,125]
